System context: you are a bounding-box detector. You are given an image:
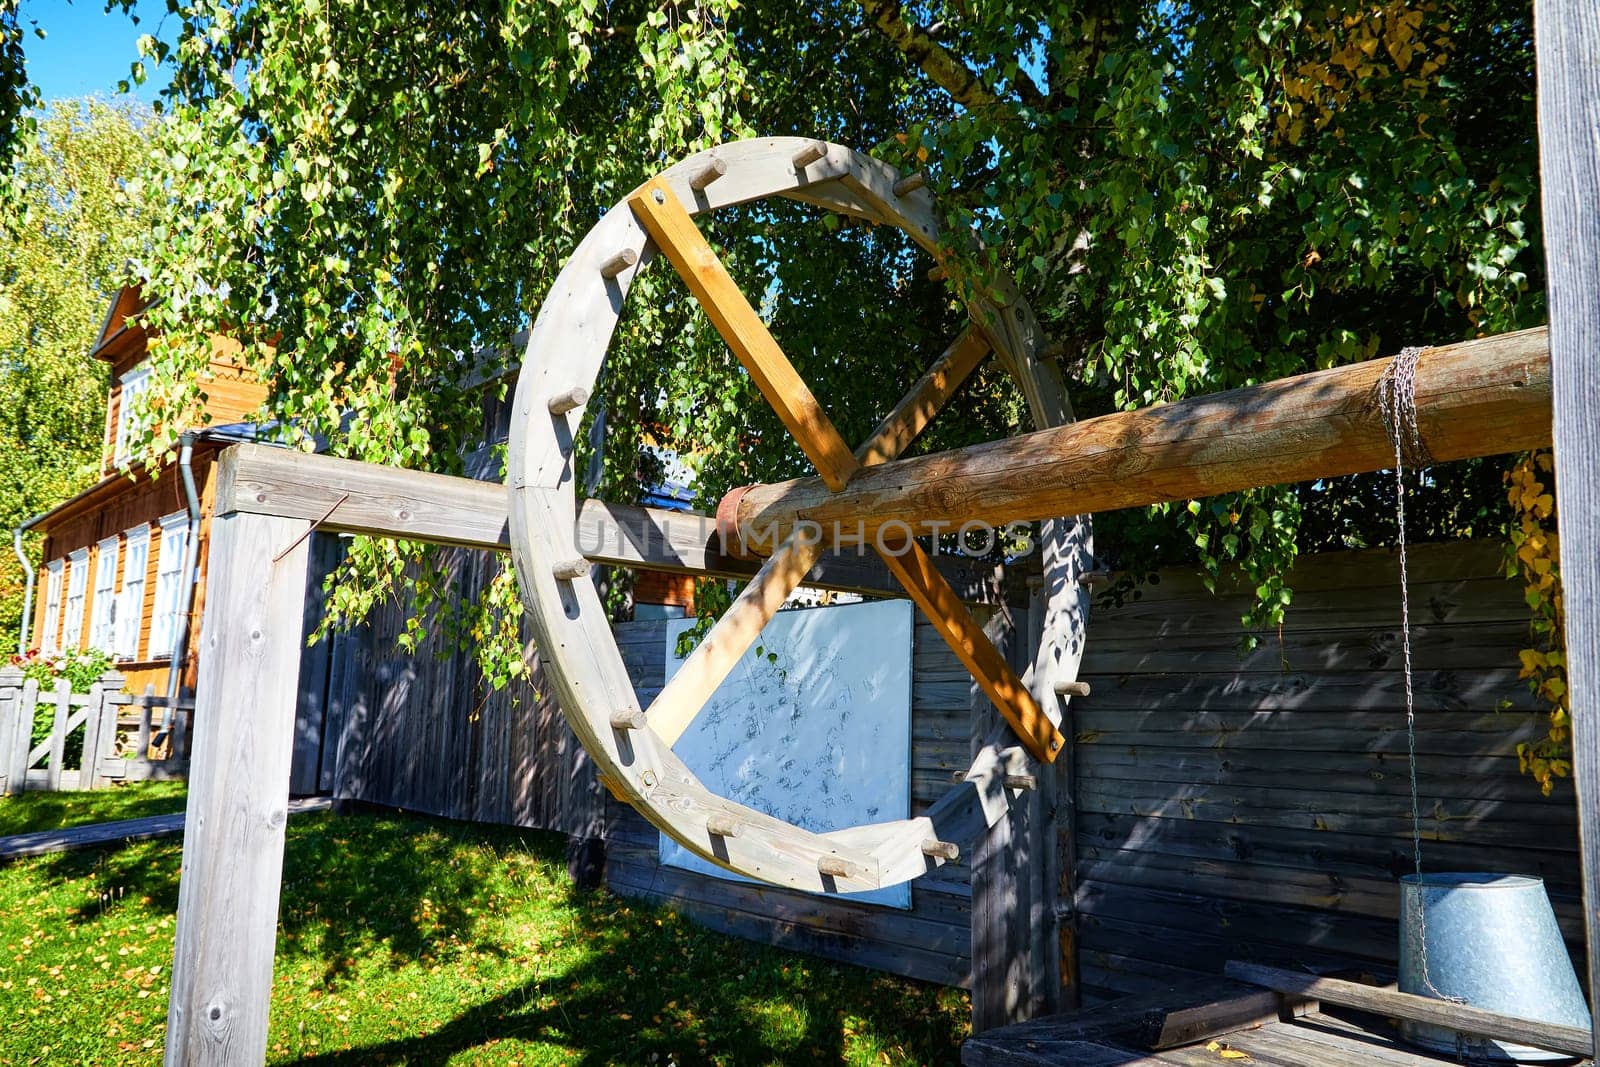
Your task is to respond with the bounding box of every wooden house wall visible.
[322,538,1578,997]
[1071,541,1580,1000]
[101,340,267,473]
[31,450,222,694]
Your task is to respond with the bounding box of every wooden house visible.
[23,286,271,697]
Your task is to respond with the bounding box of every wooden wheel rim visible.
[508,137,1059,892]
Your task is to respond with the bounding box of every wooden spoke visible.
[647,530,826,748]
[629,175,1056,761]
[628,178,859,491]
[854,325,989,466]
[644,323,995,748]
[875,533,1066,762]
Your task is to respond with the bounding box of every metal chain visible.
[1375,347,1461,1006]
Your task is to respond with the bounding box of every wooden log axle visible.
[721,328,1551,552]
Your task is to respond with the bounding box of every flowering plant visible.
[10,647,116,693]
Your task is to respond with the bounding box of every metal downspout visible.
[12,524,35,655]
[164,432,204,714]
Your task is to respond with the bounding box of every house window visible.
[60,547,90,651]
[148,512,191,659]
[114,366,152,465]
[116,525,149,661]
[40,559,64,652]
[89,536,120,651]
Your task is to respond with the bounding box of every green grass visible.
[0,789,968,1064]
[0,780,188,838]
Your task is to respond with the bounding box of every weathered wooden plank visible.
[1080,620,1536,675]
[1224,960,1593,1058]
[608,854,972,987]
[289,532,340,796]
[1076,850,1584,940]
[1536,0,1600,1049]
[961,977,1308,1065]
[77,678,106,791]
[0,670,24,795]
[1077,668,1540,714]
[0,798,332,861]
[1076,812,1581,889]
[165,511,312,1066]
[217,443,1017,603]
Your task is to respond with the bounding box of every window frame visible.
[148,512,191,660]
[114,365,153,465]
[60,547,90,652]
[88,535,120,651]
[115,524,150,661]
[40,558,64,652]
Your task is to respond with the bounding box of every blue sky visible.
[21,0,174,104]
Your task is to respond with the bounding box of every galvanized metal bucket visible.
[1399,872,1590,1063]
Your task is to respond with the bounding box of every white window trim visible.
[116,524,150,661]
[40,559,64,652]
[89,536,120,651]
[148,512,191,660]
[115,366,152,465]
[61,547,90,652]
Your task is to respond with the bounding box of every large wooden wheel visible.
[508,138,1079,893]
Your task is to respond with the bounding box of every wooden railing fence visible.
[0,668,196,794]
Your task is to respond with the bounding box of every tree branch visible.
[854,0,1044,110]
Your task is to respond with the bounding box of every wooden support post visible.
[970,602,1032,1034]
[136,684,154,760]
[47,679,68,791]
[78,674,107,790]
[96,673,123,786]
[1535,0,1600,1053]
[0,666,22,795]
[166,510,312,1065]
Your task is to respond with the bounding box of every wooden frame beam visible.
[214,443,1022,604]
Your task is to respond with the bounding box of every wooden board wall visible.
[601,615,982,989]
[1072,541,1581,1001]
[323,538,1578,996]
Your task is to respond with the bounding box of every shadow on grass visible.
[23,806,965,1064]
[281,885,967,1066]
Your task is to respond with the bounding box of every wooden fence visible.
[322,538,1579,999]
[1071,540,1581,1000]
[0,668,194,794]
